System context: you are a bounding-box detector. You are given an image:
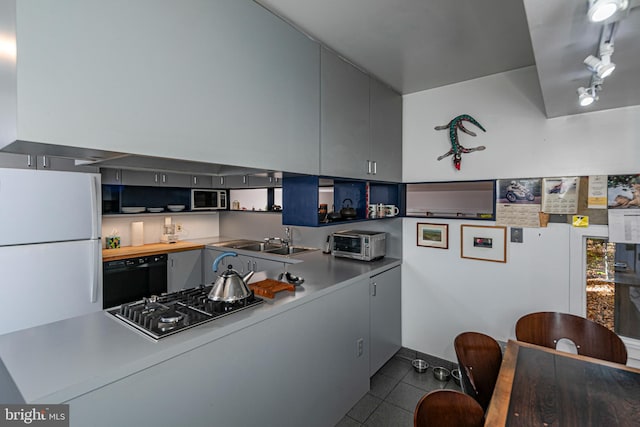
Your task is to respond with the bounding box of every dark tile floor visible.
[335,348,462,427]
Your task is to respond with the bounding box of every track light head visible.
[587,0,629,22]
[577,86,598,106]
[584,51,616,79]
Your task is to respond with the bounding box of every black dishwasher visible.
[103,254,168,309]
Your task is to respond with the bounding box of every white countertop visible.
[0,250,400,403]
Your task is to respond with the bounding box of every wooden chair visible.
[515,311,627,364]
[453,331,503,412]
[414,389,484,427]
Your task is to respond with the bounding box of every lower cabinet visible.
[167,250,203,292]
[66,277,371,427]
[370,266,402,376]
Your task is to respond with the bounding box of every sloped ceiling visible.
[255,0,640,118]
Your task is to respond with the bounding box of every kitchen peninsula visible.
[0,249,400,427]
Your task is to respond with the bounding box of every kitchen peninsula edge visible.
[0,250,400,426]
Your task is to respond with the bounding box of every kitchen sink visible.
[213,239,263,249]
[264,246,316,255]
[213,240,317,256]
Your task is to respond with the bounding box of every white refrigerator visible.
[0,168,103,335]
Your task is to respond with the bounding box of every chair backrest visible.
[453,331,503,412]
[515,311,627,364]
[414,389,484,427]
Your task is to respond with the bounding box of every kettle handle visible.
[213,251,238,272]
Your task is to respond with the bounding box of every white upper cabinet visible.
[11,0,320,175]
[369,79,402,182]
[319,48,402,181]
[320,48,371,179]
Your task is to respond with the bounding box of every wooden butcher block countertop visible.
[102,241,206,262]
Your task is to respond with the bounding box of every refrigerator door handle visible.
[91,241,101,303]
[90,175,101,240]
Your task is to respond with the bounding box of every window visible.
[586,238,640,339]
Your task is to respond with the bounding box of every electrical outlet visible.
[176,224,183,232]
[356,338,364,357]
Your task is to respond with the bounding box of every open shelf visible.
[405,180,495,220]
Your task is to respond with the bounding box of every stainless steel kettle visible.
[208,252,255,302]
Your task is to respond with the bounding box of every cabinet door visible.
[101,168,122,185]
[370,266,401,376]
[36,155,99,173]
[168,250,203,292]
[370,79,402,182]
[16,0,320,175]
[320,48,370,179]
[225,175,249,188]
[0,153,35,169]
[121,170,190,187]
[190,175,213,188]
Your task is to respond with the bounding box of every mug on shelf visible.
[376,203,387,218]
[367,204,377,218]
[385,205,400,217]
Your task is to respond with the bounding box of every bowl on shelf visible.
[122,206,145,214]
[432,366,451,382]
[167,205,185,212]
[147,207,164,213]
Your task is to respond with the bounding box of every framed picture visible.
[460,225,507,263]
[417,223,449,249]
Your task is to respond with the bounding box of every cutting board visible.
[249,279,296,299]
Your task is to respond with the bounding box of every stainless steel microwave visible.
[331,230,386,261]
[191,189,227,210]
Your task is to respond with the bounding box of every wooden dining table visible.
[484,339,640,426]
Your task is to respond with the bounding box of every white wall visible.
[102,213,219,247]
[402,66,640,363]
[404,66,640,182]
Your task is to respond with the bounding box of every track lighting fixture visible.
[577,86,597,106]
[587,0,628,22]
[577,76,603,107]
[584,42,616,78]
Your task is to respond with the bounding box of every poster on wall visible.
[587,175,608,209]
[608,175,640,208]
[495,178,542,227]
[541,177,579,214]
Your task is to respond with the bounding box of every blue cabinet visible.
[282,174,402,226]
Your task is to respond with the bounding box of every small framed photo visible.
[460,225,507,263]
[417,223,449,249]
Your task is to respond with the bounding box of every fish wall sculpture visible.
[435,114,486,170]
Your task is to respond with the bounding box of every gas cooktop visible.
[106,285,263,340]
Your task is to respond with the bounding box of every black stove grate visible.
[107,285,263,340]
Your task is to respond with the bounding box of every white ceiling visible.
[255,0,640,118]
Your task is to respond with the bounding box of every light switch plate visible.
[511,227,523,243]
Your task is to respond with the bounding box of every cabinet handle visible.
[154,173,159,183]
[367,160,372,174]
[162,174,167,184]
[243,175,247,184]
[372,283,377,296]
[116,170,120,182]
[41,155,48,169]
[220,176,225,186]
[193,176,198,185]
[27,154,33,168]
[373,161,377,175]
[171,259,175,268]
[253,261,257,271]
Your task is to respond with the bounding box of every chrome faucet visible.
[284,227,292,247]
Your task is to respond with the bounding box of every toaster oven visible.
[330,230,386,261]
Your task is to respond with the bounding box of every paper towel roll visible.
[131,221,144,246]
